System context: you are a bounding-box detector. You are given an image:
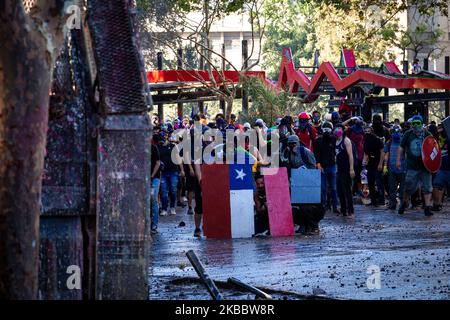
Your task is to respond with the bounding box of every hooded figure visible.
[331,111,341,126]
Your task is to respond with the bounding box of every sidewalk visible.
[149,203,450,300]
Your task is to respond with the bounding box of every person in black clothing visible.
[372,114,390,143]
[313,121,339,214]
[334,123,355,216]
[363,125,385,206]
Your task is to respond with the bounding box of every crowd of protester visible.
[149,105,449,237]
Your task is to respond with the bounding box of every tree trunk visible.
[0,1,67,299]
[225,98,234,120]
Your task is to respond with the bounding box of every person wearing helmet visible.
[397,114,434,216]
[313,121,339,214]
[295,111,317,151]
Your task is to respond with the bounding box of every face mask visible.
[334,129,343,138]
[298,121,307,130]
[413,125,423,135]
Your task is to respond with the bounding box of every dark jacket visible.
[313,134,336,168]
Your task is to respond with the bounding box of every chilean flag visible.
[202,164,255,238]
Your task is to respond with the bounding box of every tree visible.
[397,4,446,61]
[263,0,449,67]
[0,0,70,299]
[262,0,316,79]
[241,76,301,126]
[137,0,265,118]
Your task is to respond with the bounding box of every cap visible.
[287,134,299,144]
[243,122,251,129]
[255,118,265,127]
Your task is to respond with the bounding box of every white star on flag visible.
[235,169,246,180]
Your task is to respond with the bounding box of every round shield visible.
[422,136,442,173]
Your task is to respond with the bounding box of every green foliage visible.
[240,76,302,126]
[164,0,248,14]
[262,0,316,79]
[263,0,448,72]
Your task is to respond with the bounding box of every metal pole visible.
[403,60,409,122]
[177,48,183,119]
[186,250,223,300]
[423,58,429,122]
[220,43,226,115]
[198,53,204,115]
[157,52,164,121]
[383,88,389,122]
[242,39,249,115]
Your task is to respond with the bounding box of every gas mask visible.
[412,120,423,135]
[298,119,308,131]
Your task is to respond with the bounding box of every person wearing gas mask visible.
[313,121,339,214]
[281,134,316,178]
[397,115,433,216]
[363,125,385,207]
[384,125,406,210]
[295,112,317,152]
[312,110,322,135]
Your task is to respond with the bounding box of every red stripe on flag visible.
[263,167,295,237]
[201,164,231,238]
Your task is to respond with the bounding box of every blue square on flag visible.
[229,164,254,190]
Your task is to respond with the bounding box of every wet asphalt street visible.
[149,202,450,300]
